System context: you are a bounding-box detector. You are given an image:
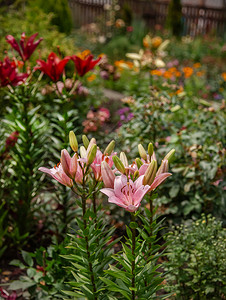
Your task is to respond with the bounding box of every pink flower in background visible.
[83,107,110,133]
[100,174,150,212]
[6,32,43,61]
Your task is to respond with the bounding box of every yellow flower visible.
[87,74,96,82]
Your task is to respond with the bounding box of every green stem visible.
[149,195,153,237]
[81,181,97,300]
[131,212,136,300]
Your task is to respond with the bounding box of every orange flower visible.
[182,67,193,78]
[196,71,204,77]
[193,62,201,68]
[152,36,162,48]
[175,71,181,77]
[163,70,173,79]
[168,67,177,73]
[115,19,125,28]
[150,69,162,76]
[87,74,96,82]
[114,60,134,70]
[221,72,226,81]
[175,86,184,94]
[76,50,91,59]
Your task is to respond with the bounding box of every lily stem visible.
[81,183,97,299]
[131,212,136,300]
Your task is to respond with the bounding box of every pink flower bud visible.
[101,161,115,188]
[61,149,77,179]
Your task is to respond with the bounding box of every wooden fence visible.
[68,0,226,37]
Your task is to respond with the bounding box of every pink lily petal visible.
[149,173,172,191]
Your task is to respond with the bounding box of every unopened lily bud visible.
[135,158,143,169]
[120,152,128,167]
[143,160,157,185]
[164,149,175,163]
[82,135,89,149]
[112,155,126,174]
[61,149,77,179]
[101,161,115,188]
[156,159,168,176]
[104,140,115,155]
[134,170,139,180]
[87,138,96,154]
[148,142,154,157]
[138,144,147,161]
[87,144,97,165]
[80,146,87,158]
[69,131,78,152]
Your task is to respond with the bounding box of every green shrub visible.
[0,5,77,62]
[165,215,226,299]
[30,0,73,34]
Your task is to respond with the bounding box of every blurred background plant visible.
[164,214,226,299]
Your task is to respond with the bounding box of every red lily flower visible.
[0,288,17,300]
[6,32,43,62]
[0,57,28,87]
[36,52,70,82]
[71,54,101,77]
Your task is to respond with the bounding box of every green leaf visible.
[9,280,35,291]
[130,222,138,229]
[21,250,33,267]
[169,185,180,198]
[15,120,26,131]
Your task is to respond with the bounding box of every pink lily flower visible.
[100,174,150,212]
[91,149,115,181]
[39,163,73,187]
[148,172,172,190]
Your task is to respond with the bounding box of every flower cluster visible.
[39,133,174,213]
[3,32,101,88]
[36,50,101,81]
[0,57,28,87]
[82,107,110,133]
[150,63,204,81]
[117,107,134,127]
[99,55,121,81]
